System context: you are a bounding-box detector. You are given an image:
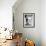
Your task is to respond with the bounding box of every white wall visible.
[0,0,16,29]
[41,0,46,46]
[13,0,42,46]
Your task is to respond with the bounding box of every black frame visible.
[23,13,35,28]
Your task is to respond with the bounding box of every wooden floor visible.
[0,39,16,46]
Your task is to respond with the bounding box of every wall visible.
[0,0,16,30]
[41,0,46,46]
[13,0,41,46]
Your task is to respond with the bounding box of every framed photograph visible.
[23,13,35,28]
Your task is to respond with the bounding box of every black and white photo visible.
[23,13,35,28]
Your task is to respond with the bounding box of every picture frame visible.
[23,13,35,28]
